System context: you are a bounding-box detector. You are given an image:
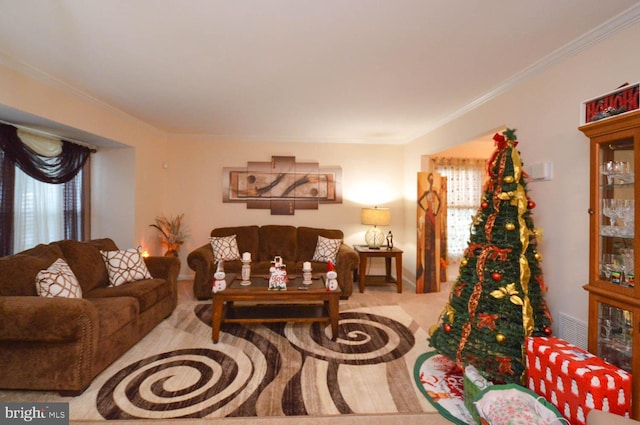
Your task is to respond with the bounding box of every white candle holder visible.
[241,260,251,286]
[302,262,312,285]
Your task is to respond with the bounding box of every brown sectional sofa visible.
[187,225,359,299]
[0,238,180,395]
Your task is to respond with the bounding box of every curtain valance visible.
[0,124,92,184]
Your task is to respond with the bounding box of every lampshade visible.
[361,207,390,249]
[361,207,391,226]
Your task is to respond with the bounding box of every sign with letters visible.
[581,82,639,125]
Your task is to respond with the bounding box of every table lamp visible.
[361,207,390,249]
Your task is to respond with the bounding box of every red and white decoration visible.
[525,336,631,425]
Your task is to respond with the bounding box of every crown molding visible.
[406,3,640,144]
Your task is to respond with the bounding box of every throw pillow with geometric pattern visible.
[101,246,152,287]
[35,257,83,298]
[209,234,241,261]
[312,235,342,264]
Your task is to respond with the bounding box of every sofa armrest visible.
[0,296,99,343]
[187,244,215,300]
[144,256,181,308]
[144,256,181,282]
[335,244,359,298]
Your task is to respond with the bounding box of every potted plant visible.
[150,213,188,256]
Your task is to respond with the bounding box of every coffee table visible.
[211,273,340,343]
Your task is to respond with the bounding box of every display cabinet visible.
[579,110,640,419]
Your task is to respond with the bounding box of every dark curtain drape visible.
[0,124,91,184]
[0,148,15,256]
[0,124,93,256]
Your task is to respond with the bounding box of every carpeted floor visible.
[0,280,454,424]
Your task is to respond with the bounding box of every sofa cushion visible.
[297,227,344,262]
[312,235,342,264]
[54,239,118,293]
[35,258,83,298]
[209,235,241,261]
[259,225,297,262]
[89,297,139,340]
[101,247,152,286]
[210,226,259,261]
[85,279,171,313]
[0,244,64,296]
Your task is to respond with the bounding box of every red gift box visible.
[525,337,632,425]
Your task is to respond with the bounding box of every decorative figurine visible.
[212,258,226,293]
[386,231,393,249]
[241,251,252,285]
[326,261,338,291]
[302,260,312,285]
[268,255,288,290]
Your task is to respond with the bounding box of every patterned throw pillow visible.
[210,235,241,261]
[101,247,152,287]
[312,235,342,264]
[35,258,83,298]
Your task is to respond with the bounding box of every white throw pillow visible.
[312,235,342,264]
[35,258,83,298]
[210,235,241,261]
[101,246,152,287]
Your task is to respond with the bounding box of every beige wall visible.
[0,62,169,252]
[163,137,405,274]
[1,20,640,332]
[404,21,640,330]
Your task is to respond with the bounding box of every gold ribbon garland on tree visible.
[455,131,535,367]
[509,140,534,338]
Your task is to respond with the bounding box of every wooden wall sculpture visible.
[416,172,447,293]
[223,156,341,215]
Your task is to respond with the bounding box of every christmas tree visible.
[428,128,553,384]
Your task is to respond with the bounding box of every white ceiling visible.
[0,0,639,145]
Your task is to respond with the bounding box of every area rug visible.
[414,351,473,425]
[60,301,435,420]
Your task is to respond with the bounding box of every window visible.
[0,124,92,256]
[434,158,486,262]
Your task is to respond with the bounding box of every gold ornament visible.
[534,252,542,260]
[505,223,516,231]
[490,283,524,306]
[444,304,455,323]
[503,175,514,183]
[461,258,468,266]
[496,333,506,343]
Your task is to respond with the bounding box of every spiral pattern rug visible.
[66,301,435,420]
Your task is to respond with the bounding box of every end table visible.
[353,245,403,293]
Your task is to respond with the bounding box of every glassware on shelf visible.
[601,199,618,228]
[620,248,635,288]
[601,253,614,281]
[601,160,635,185]
[600,161,616,185]
[613,161,634,184]
[600,198,635,238]
[598,304,634,372]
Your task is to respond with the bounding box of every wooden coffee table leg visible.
[211,296,224,343]
[327,296,339,341]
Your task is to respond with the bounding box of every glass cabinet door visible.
[598,138,635,289]
[598,302,633,372]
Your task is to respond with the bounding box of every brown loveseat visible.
[187,225,359,299]
[0,238,180,395]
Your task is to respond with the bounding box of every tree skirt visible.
[414,351,474,425]
[57,302,435,420]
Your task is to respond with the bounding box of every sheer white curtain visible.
[13,166,64,252]
[434,157,487,262]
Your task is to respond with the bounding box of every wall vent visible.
[558,312,588,350]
